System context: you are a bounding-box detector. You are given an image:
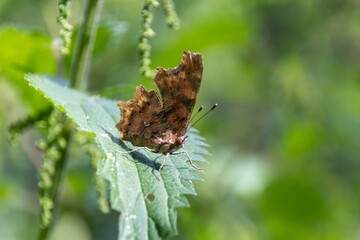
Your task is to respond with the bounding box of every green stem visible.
[9,106,53,134]
[37,0,102,239]
[69,0,103,90]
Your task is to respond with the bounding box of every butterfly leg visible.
[159,153,169,171]
[116,147,145,154]
[170,151,202,170]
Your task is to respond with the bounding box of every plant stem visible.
[37,0,102,239]
[69,0,103,90]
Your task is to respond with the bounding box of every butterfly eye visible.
[143,121,150,127]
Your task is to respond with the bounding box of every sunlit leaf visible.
[0,27,56,113]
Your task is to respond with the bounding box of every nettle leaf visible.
[25,74,209,239]
[0,27,55,113]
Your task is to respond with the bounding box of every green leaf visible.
[0,27,56,113]
[25,74,209,239]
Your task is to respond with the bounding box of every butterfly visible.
[116,51,204,170]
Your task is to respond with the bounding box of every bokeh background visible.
[1,0,360,239]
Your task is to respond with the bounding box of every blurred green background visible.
[1,0,360,239]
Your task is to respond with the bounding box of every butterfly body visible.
[116,51,203,156]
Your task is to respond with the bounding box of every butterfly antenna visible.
[187,103,218,132]
[189,105,204,123]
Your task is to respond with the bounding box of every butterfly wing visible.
[116,85,168,149]
[153,51,203,136]
[116,51,203,152]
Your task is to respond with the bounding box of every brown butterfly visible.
[116,51,205,170]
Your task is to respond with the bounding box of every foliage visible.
[26,74,205,238]
[1,0,208,239]
[0,27,55,113]
[2,0,360,240]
